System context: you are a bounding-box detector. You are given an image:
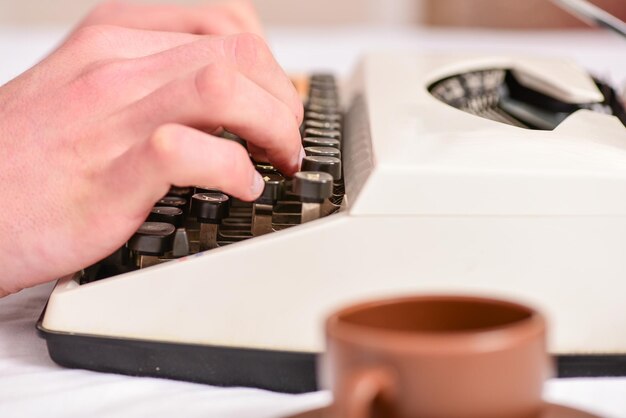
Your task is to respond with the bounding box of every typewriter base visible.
[36,314,317,393]
[37,313,626,393]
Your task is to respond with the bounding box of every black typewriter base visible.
[37,316,626,393]
[37,317,317,393]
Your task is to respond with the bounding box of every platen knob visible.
[128,222,176,256]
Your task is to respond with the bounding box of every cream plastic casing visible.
[42,53,626,355]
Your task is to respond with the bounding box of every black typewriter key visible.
[293,171,334,223]
[148,206,184,227]
[305,111,342,122]
[303,128,341,141]
[309,87,338,98]
[293,171,333,203]
[255,163,278,174]
[128,222,176,255]
[167,186,192,197]
[304,119,341,131]
[128,222,176,268]
[193,192,230,251]
[158,195,187,209]
[304,146,341,159]
[302,156,342,181]
[256,174,285,205]
[306,103,340,114]
[302,137,340,149]
[307,96,339,108]
[310,73,335,81]
[252,174,285,236]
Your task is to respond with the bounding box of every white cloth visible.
[1,26,626,418]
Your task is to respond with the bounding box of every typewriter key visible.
[255,163,278,174]
[305,111,342,122]
[309,87,338,99]
[303,128,341,141]
[128,222,176,255]
[304,146,341,159]
[128,222,176,268]
[302,156,342,181]
[302,137,340,149]
[252,174,285,236]
[304,119,341,131]
[193,192,230,251]
[167,186,192,197]
[310,73,335,82]
[158,195,187,209]
[307,97,339,108]
[293,171,334,223]
[148,206,184,227]
[306,103,340,114]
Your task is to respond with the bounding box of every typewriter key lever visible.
[252,174,285,236]
[128,222,176,268]
[193,192,230,251]
[293,171,334,223]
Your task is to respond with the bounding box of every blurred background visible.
[0,0,624,28]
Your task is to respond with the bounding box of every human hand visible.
[0,25,303,296]
[77,0,264,37]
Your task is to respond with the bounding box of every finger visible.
[248,143,269,164]
[61,25,204,67]
[114,34,302,125]
[108,124,265,205]
[120,63,304,175]
[81,1,258,36]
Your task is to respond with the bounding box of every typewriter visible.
[38,53,626,393]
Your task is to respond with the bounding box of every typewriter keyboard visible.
[82,74,344,283]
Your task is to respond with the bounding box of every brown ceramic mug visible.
[322,295,552,418]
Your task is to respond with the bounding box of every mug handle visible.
[340,367,397,418]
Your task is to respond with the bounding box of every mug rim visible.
[326,294,546,354]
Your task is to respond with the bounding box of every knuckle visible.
[193,64,234,105]
[226,32,268,69]
[149,124,179,161]
[68,24,117,49]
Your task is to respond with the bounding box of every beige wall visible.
[0,0,422,27]
[2,0,623,29]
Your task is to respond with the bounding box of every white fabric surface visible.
[1,26,626,418]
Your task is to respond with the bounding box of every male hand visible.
[0,15,303,296]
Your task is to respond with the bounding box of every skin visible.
[0,0,304,297]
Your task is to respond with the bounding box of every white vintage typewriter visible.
[38,52,626,393]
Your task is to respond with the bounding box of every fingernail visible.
[251,171,265,197]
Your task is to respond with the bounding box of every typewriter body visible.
[39,53,626,393]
